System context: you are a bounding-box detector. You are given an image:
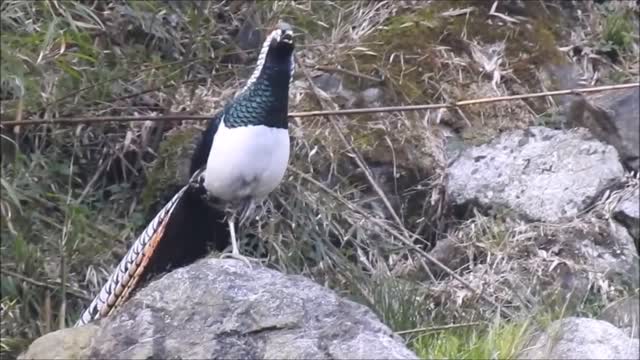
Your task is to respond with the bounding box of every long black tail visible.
[139,184,229,282]
[75,183,229,327]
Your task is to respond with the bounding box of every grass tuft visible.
[411,317,532,360]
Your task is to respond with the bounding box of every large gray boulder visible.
[566,87,640,171]
[519,317,639,359]
[447,126,624,222]
[20,258,416,360]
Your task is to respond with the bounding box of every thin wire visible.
[0,82,637,127]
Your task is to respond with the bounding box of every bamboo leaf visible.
[1,177,23,213]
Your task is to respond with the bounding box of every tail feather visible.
[111,205,172,313]
[75,179,230,327]
[74,185,188,327]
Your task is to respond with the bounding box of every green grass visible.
[348,276,533,358]
[0,137,140,358]
[411,318,532,360]
[602,7,636,51]
[354,277,425,332]
[0,0,225,119]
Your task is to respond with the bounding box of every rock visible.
[615,187,640,220]
[519,317,639,360]
[417,211,639,322]
[446,126,624,222]
[360,87,384,108]
[310,71,386,110]
[19,325,99,360]
[20,259,416,360]
[234,11,263,52]
[441,124,468,164]
[566,87,640,171]
[310,71,358,108]
[542,63,584,107]
[560,218,639,291]
[312,72,343,95]
[425,237,468,277]
[598,294,640,338]
[612,186,640,247]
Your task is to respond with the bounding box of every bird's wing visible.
[74,184,189,327]
[189,112,224,176]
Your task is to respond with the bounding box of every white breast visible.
[203,120,290,203]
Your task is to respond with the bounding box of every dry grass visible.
[1,1,638,358]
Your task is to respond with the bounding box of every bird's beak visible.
[281,32,293,44]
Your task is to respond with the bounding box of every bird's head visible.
[266,23,295,57]
[236,22,296,98]
[261,22,295,72]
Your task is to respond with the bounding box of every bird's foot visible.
[222,216,256,268]
[219,251,256,268]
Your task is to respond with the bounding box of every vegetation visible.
[1,1,638,359]
[411,318,532,360]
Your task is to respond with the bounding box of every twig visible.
[396,322,483,335]
[0,114,207,127]
[76,160,109,205]
[1,83,637,127]
[13,97,23,136]
[59,141,78,329]
[1,268,91,301]
[315,65,384,83]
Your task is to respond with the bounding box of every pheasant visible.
[75,22,296,327]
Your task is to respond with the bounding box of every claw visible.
[221,216,255,268]
[220,251,255,268]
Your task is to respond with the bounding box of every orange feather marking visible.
[107,209,172,316]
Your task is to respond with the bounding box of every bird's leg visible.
[220,207,254,267]
[227,216,241,255]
